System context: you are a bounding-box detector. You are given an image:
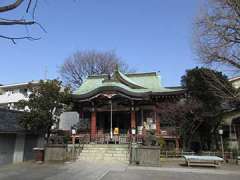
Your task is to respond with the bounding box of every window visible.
[13,89,19,94]
[7,90,12,96]
[20,88,28,96]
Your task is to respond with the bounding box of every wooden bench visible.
[183,155,224,167]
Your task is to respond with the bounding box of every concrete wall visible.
[13,134,25,163]
[44,145,67,161]
[131,145,161,166]
[0,109,39,166]
[44,145,80,162]
[0,133,40,166]
[0,134,16,166]
[23,134,38,161]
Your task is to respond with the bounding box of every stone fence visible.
[44,144,81,162]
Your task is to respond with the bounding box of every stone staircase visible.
[78,144,129,162]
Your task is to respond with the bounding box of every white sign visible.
[150,124,156,130]
[147,118,153,124]
[71,129,76,135]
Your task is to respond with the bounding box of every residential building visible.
[229,76,240,89]
[221,77,240,150]
[0,81,40,110]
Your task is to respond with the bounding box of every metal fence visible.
[131,146,237,165]
[159,150,234,159]
[160,151,195,158]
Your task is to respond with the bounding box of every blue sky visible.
[0,0,202,86]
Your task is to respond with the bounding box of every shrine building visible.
[72,68,185,149]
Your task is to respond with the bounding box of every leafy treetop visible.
[17,79,72,136]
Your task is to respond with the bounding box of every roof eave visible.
[73,87,186,101]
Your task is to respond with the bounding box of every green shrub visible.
[158,136,166,150]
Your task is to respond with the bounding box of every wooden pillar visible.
[131,111,136,129]
[79,111,84,119]
[130,109,136,143]
[175,138,180,152]
[141,109,144,126]
[156,112,161,135]
[90,111,97,141]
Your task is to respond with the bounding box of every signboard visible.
[137,126,143,135]
[147,118,153,124]
[150,124,156,130]
[145,118,154,130]
[113,127,119,135]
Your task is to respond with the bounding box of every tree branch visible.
[0,0,24,13]
[0,35,40,44]
[0,19,35,25]
[32,0,38,20]
[26,0,32,13]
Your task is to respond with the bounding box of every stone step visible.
[82,149,128,153]
[78,156,129,161]
[79,152,129,157]
[81,149,129,153]
[83,145,128,149]
[78,144,130,162]
[83,146,128,149]
[80,151,129,155]
[83,144,129,148]
[81,151,128,155]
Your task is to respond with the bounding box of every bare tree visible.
[0,0,45,44]
[194,0,240,71]
[59,50,133,89]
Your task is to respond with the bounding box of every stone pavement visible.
[0,160,239,180]
[0,160,127,180]
[101,162,240,180]
[102,168,240,180]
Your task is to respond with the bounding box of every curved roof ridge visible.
[115,70,146,89]
[126,72,157,77]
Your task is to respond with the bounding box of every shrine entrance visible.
[97,111,131,135]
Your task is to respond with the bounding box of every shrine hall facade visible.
[72,68,185,149]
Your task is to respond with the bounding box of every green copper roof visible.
[74,69,184,97]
